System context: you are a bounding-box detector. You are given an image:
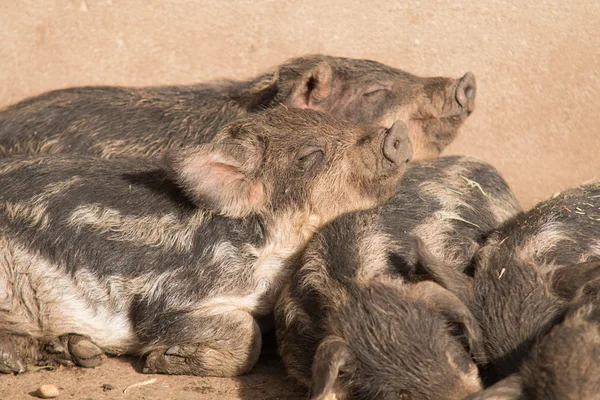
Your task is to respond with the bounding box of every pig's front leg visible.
[140,310,262,377]
[0,336,25,374]
[47,334,104,368]
[0,333,104,374]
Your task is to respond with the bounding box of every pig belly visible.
[0,235,135,352]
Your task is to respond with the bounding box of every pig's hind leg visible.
[140,309,262,377]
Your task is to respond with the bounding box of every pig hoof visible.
[143,347,189,375]
[42,337,75,367]
[143,342,258,377]
[0,340,25,374]
[44,338,66,355]
[67,335,103,368]
[144,345,218,376]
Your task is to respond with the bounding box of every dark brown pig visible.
[0,55,475,160]
[517,293,600,400]
[418,181,600,385]
[0,108,412,376]
[466,294,600,400]
[276,213,485,400]
[380,156,520,275]
[275,156,521,399]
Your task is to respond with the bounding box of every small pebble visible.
[36,384,60,398]
[102,383,114,392]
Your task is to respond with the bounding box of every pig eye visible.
[363,87,389,98]
[296,146,325,172]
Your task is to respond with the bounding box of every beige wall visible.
[1,0,598,208]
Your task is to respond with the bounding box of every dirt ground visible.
[0,336,306,400]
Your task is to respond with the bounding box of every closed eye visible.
[296,147,325,172]
[363,87,390,98]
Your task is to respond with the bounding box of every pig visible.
[354,155,521,277]
[516,292,600,400]
[466,293,600,400]
[0,55,476,161]
[418,181,600,385]
[275,156,521,399]
[0,108,413,375]
[275,213,485,400]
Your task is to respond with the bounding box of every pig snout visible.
[455,72,477,113]
[382,120,413,167]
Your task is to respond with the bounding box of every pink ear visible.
[286,62,333,109]
[175,147,266,218]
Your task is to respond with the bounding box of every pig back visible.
[483,181,600,269]
[379,155,521,273]
[0,155,265,288]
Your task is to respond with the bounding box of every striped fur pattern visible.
[0,55,475,161]
[419,182,600,395]
[275,156,520,399]
[0,108,411,377]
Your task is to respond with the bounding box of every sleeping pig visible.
[419,182,600,387]
[0,108,412,376]
[0,55,475,160]
[466,291,600,400]
[275,155,521,399]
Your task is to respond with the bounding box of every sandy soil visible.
[0,343,306,400]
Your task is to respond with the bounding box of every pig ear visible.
[239,68,281,110]
[414,236,474,305]
[578,278,600,304]
[550,261,600,302]
[286,61,333,110]
[464,374,523,400]
[413,281,486,363]
[309,337,353,400]
[166,145,266,218]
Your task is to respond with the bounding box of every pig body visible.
[480,182,600,271]
[473,182,600,382]
[379,155,520,274]
[0,55,475,160]
[0,108,412,376]
[467,295,600,400]
[420,182,600,386]
[519,294,600,400]
[276,214,485,400]
[275,156,520,399]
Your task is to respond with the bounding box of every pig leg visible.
[141,310,262,377]
[0,333,103,373]
[0,335,47,374]
[0,336,25,374]
[43,334,104,368]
